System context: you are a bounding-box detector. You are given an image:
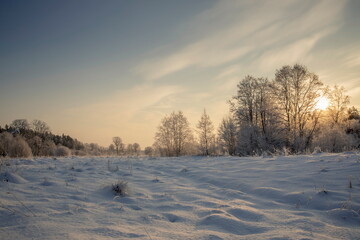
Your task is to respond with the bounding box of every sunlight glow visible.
[315,96,329,110]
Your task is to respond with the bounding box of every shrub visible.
[9,136,33,158]
[55,145,71,157]
[0,132,13,157]
[73,149,87,156]
[312,146,322,154]
[39,139,56,156]
[144,146,154,156]
[314,125,356,152]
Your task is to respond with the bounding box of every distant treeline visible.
[0,119,85,157]
[2,64,360,158]
[0,119,144,158]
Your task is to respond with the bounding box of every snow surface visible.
[0,153,359,239]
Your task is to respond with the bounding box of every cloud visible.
[256,27,340,71]
[135,0,346,81]
[48,83,184,146]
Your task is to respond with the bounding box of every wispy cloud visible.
[135,0,346,81]
[48,84,184,146]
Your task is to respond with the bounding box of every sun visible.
[315,96,329,110]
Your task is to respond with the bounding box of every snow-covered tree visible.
[348,106,360,121]
[144,146,154,156]
[314,124,356,152]
[10,119,30,132]
[217,116,237,155]
[126,144,134,155]
[272,64,324,152]
[230,76,280,154]
[28,136,42,156]
[0,132,13,157]
[112,137,123,155]
[32,119,50,134]
[108,144,115,155]
[39,139,56,156]
[154,111,194,157]
[327,85,350,126]
[9,136,32,158]
[197,109,215,155]
[132,143,141,156]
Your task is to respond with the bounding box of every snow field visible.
[0,153,359,239]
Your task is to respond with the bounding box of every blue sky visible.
[1,0,360,147]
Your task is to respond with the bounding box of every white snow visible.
[0,153,359,239]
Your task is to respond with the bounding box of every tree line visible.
[1,64,359,158]
[0,119,144,158]
[151,64,360,156]
[0,119,85,158]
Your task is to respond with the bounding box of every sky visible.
[1,0,360,148]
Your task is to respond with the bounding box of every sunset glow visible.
[315,96,330,110]
[1,2,360,238]
[1,0,360,147]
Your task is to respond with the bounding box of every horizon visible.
[1,0,360,148]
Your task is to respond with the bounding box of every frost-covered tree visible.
[154,111,194,157]
[0,132,13,157]
[28,136,42,156]
[9,136,32,158]
[347,106,360,121]
[126,144,134,155]
[272,64,324,152]
[313,85,352,152]
[55,145,71,157]
[112,137,123,155]
[217,116,237,156]
[144,146,154,156]
[327,85,350,126]
[314,124,357,152]
[132,143,141,155]
[197,109,215,155]
[32,119,50,134]
[10,119,30,133]
[108,144,115,155]
[39,139,56,156]
[230,76,279,154]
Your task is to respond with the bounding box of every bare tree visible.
[144,146,154,156]
[197,109,215,155]
[230,76,279,154]
[10,119,30,132]
[154,111,194,157]
[132,143,141,156]
[327,85,350,126]
[126,144,134,155]
[272,64,324,152]
[347,106,360,121]
[0,132,13,157]
[112,137,123,155]
[32,119,50,134]
[108,144,115,155]
[230,75,258,126]
[28,136,42,156]
[217,116,237,156]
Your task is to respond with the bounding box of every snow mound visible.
[0,171,27,184]
[227,206,266,222]
[0,154,359,239]
[197,213,267,235]
[327,208,360,226]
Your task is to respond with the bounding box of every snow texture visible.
[0,153,359,239]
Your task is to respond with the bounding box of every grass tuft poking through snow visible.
[112,180,129,197]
